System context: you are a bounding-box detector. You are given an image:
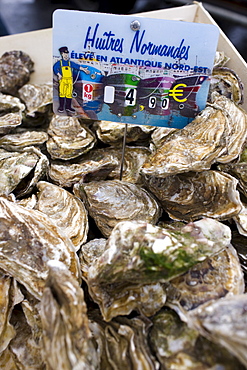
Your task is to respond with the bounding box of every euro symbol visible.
[169,83,187,102]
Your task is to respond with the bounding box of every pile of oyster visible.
[0,50,247,369]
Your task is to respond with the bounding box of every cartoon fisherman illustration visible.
[53,46,89,113]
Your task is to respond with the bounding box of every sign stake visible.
[119,123,128,180]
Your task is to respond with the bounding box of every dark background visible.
[0,0,246,62]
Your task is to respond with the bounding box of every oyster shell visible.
[90,310,157,369]
[213,51,230,68]
[149,308,245,370]
[0,347,19,369]
[231,230,247,279]
[0,146,48,197]
[46,115,96,160]
[74,180,161,237]
[87,218,231,288]
[81,238,167,321]
[0,272,23,353]
[166,244,244,312]
[0,129,48,151]
[49,145,150,188]
[212,92,247,163]
[209,66,244,104]
[9,308,45,369]
[0,196,80,299]
[150,126,178,151]
[88,280,167,322]
[79,238,107,278]
[188,293,247,368]
[49,158,118,188]
[141,93,247,178]
[40,260,98,370]
[144,170,242,222]
[18,82,53,115]
[233,203,247,237]
[93,120,155,145]
[35,181,88,251]
[0,93,25,134]
[21,291,43,343]
[0,50,34,95]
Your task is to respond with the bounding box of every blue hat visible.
[59,46,69,54]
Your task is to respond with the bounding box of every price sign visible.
[53,10,219,128]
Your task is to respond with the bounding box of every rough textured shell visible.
[0,196,80,299]
[79,238,107,278]
[46,115,96,160]
[0,129,48,151]
[141,93,247,178]
[18,82,53,115]
[8,308,45,369]
[35,181,88,251]
[87,218,231,288]
[40,261,98,370]
[88,279,167,322]
[0,273,21,353]
[89,311,157,369]
[0,146,49,197]
[0,50,34,95]
[149,308,245,370]
[49,146,150,188]
[167,244,245,311]
[93,120,155,145]
[188,294,247,368]
[74,180,162,237]
[145,170,242,222]
[0,94,25,134]
[209,66,244,104]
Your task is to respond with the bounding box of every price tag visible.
[53,10,219,128]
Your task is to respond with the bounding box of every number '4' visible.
[125,88,136,106]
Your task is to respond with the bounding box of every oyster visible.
[209,66,244,104]
[0,272,23,353]
[16,193,37,209]
[188,293,247,368]
[0,347,19,369]
[49,158,118,188]
[74,180,161,237]
[212,92,247,163]
[46,115,96,160]
[0,93,25,134]
[88,280,167,322]
[87,218,231,288]
[233,203,247,237]
[93,120,155,145]
[18,82,53,115]
[145,170,242,222]
[9,308,45,369]
[150,126,178,151]
[49,145,150,188]
[166,244,244,312]
[0,146,48,197]
[0,129,48,151]
[79,238,107,278]
[0,196,80,299]
[213,51,230,68]
[0,50,34,95]
[149,308,245,370]
[21,291,43,342]
[35,181,88,251]
[90,310,157,369]
[40,260,98,370]
[231,230,247,279]
[141,93,247,177]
